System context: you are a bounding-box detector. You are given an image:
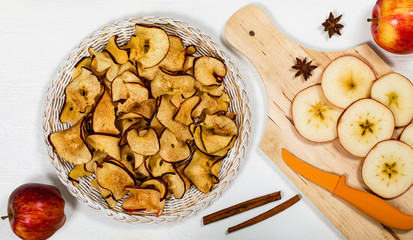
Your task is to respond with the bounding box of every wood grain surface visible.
[225,5,413,240]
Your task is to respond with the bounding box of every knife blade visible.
[281,148,413,231]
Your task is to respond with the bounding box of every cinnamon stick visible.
[203,191,281,225]
[227,194,301,233]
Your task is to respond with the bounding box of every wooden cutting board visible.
[225,5,412,240]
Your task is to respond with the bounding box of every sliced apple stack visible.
[371,73,413,127]
[291,84,343,142]
[321,56,376,108]
[362,140,413,198]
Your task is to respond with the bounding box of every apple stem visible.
[367,18,378,22]
[1,214,13,220]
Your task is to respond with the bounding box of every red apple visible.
[2,183,66,240]
[368,0,413,54]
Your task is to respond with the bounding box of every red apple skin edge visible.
[369,0,413,54]
[2,183,66,240]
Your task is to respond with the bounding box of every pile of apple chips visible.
[49,25,238,215]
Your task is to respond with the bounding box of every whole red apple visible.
[368,0,413,54]
[2,183,66,240]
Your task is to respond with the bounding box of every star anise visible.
[291,57,317,81]
[322,12,344,38]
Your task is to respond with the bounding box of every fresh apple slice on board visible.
[337,98,395,157]
[321,56,376,109]
[291,84,343,142]
[400,122,413,148]
[370,72,413,127]
[362,140,413,199]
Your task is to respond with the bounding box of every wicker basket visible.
[43,16,251,223]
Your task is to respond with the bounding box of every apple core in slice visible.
[362,140,413,199]
[337,98,395,157]
[292,84,343,142]
[371,72,413,127]
[321,56,376,108]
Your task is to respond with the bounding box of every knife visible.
[281,148,413,231]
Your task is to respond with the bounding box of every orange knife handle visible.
[333,175,413,230]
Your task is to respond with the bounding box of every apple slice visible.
[194,56,226,86]
[162,172,186,199]
[400,122,413,148]
[68,164,93,186]
[362,140,413,198]
[48,120,92,165]
[173,96,201,125]
[65,68,101,113]
[370,72,413,127]
[130,25,170,68]
[183,150,219,193]
[140,178,169,200]
[121,187,166,216]
[92,88,120,135]
[105,36,129,64]
[150,69,196,98]
[292,84,343,142]
[321,56,376,108]
[147,154,174,177]
[89,48,114,75]
[158,35,186,72]
[137,63,159,81]
[95,161,136,200]
[118,61,137,75]
[337,99,395,157]
[159,129,190,163]
[72,57,92,79]
[84,151,107,173]
[126,128,159,156]
[85,134,121,160]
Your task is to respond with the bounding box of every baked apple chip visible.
[89,48,113,75]
[84,151,107,173]
[105,36,129,64]
[159,129,190,163]
[128,25,169,68]
[49,119,92,165]
[68,164,93,186]
[85,134,121,160]
[126,127,159,156]
[151,70,196,98]
[162,172,186,199]
[122,187,166,216]
[184,150,220,193]
[65,68,101,113]
[147,154,174,177]
[194,56,226,86]
[137,62,159,81]
[158,35,186,72]
[95,160,136,200]
[140,178,169,200]
[72,57,92,79]
[59,100,92,124]
[173,96,201,125]
[92,88,120,135]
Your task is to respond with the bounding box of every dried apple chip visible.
[72,57,92,79]
[126,128,159,156]
[92,88,120,135]
[184,150,220,193]
[159,129,190,163]
[105,36,129,64]
[49,119,92,165]
[65,68,101,113]
[95,161,136,200]
[194,56,226,86]
[162,171,186,199]
[151,70,196,98]
[140,178,168,200]
[173,96,200,125]
[122,187,166,216]
[85,134,121,160]
[158,35,186,72]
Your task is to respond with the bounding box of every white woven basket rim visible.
[42,16,251,224]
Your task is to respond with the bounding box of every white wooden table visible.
[1,0,412,239]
